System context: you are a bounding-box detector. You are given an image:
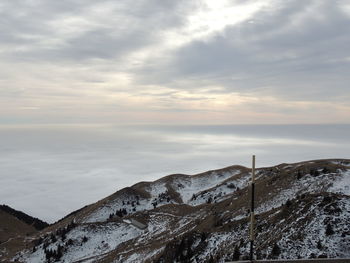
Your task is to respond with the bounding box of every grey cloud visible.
[1,0,349,124]
[35,29,152,61]
[0,0,190,62]
[133,0,350,102]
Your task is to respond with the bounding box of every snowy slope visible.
[3,159,349,263]
[83,166,245,223]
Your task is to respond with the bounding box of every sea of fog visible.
[0,124,349,222]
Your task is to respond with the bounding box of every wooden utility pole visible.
[250,155,256,261]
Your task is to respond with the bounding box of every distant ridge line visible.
[0,204,49,230]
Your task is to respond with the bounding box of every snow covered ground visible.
[9,160,350,263]
[24,222,142,263]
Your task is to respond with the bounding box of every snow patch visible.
[329,170,350,195]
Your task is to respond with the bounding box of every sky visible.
[1,0,350,125]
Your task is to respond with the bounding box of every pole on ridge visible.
[250,155,255,261]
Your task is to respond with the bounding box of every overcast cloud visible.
[1,0,349,124]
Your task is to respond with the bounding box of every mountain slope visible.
[0,205,49,231]
[0,205,49,261]
[0,209,36,244]
[2,159,350,262]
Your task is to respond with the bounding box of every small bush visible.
[227,183,236,189]
[232,246,240,261]
[325,223,334,236]
[285,199,292,208]
[271,243,281,257]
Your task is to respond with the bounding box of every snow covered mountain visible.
[1,159,349,262]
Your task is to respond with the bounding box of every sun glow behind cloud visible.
[169,0,269,45]
[126,0,270,73]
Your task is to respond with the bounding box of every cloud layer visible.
[1,124,349,222]
[0,0,349,124]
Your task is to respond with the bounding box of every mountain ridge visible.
[1,158,349,262]
[0,205,49,231]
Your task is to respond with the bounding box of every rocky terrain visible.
[1,158,349,262]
